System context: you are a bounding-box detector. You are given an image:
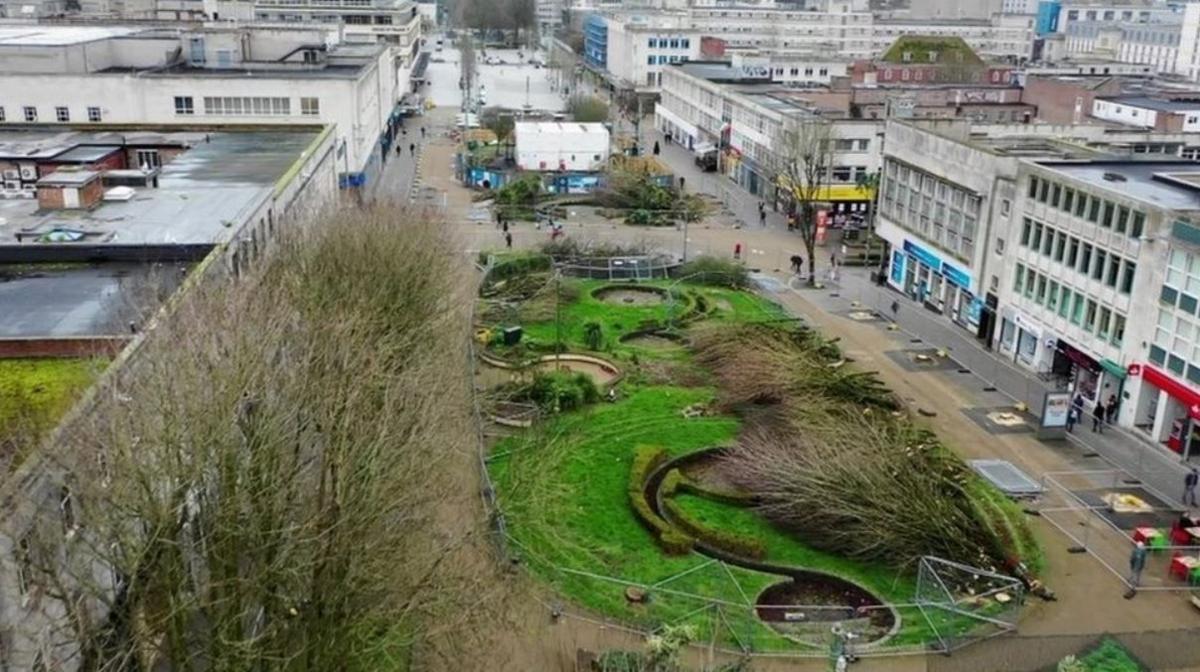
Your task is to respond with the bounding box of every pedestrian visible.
[504,231,513,249]
[653,140,660,156]
[1106,394,1118,424]
[1092,402,1105,433]
[734,242,742,260]
[395,143,402,155]
[1072,393,1084,417]
[1066,405,1078,433]
[758,202,766,227]
[679,176,686,192]
[402,128,407,136]
[1129,541,1147,589]
[501,218,509,233]
[409,143,415,155]
[790,254,804,275]
[1185,468,1199,507]
[421,126,426,139]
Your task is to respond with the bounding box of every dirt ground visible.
[410,109,1200,672]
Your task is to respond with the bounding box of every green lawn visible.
[1075,637,1144,672]
[0,357,106,467]
[485,276,1033,653]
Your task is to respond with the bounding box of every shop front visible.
[998,308,1045,369]
[884,237,978,331]
[1049,339,1126,405]
[1128,362,1200,459]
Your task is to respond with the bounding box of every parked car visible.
[693,143,718,172]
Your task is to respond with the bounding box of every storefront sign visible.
[1139,362,1200,420]
[903,240,941,272]
[966,297,983,326]
[890,250,906,285]
[1128,363,1142,377]
[1055,339,1100,375]
[942,261,972,290]
[1011,310,1041,340]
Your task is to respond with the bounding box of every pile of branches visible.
[23,207,503,670]
[691,322,1027,572]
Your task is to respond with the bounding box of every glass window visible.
[1020,217,1032,246]
[1058,287,1072,318]
[174,96,194,115]
[1163,285,1180,306]
[1067,237,1079,267]
[1131,211,1145,237]
[1182,293,1199,315]
[648,38,657,47]
[1101,201,1114,228]
[1080,243,1093,274]
[55,106,69,122]
[1097,307,1112,339]
[1112,314,1125,346]
[1051,184,1062,208]
[1088,198,1100,223]
[1036,275,1048,304]
[300,97,319,116]
[1027,176,1038,198]
[23,106,37,122]
[1084,299,1098,331]
[1014,262,1026,293]
[1042,228,1055,256]
[1025,267,1036,298]
[87,106,101,122]
[1092,250,1106,281]
[1105,255,1120,287]
[1038,180,1049,203]
[1121,261,1136,294]
[1031,222,1043,250]
[1071,292,1085,324]
[648,55,656,65]
[1048,280,1060,311]
[1116,205,1129,233]
[1054,232,1066,261]
[1075,193,1087,218]
[1063,188,1075,212]
[1150,344,1167,365]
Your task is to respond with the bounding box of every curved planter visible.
[592,284,672,306]
[478,350,624,388]
[644,447,901,648]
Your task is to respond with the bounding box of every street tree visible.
[855,168,883,275]
[775,119,836,286]
[567,95,609,122]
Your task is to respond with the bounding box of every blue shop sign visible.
[942,262,971,289]
[902,240,941,272]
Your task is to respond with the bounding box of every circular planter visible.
[592,284,670,306]
[618,329,684,351]
[478,350,623,388]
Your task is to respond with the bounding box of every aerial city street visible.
[7,0,1200,670]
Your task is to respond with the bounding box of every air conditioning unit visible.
[2,169,17,180]
[18,165,36,181]
[4,180,18,191]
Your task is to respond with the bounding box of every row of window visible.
[647,37,690,49]
[880,159,980,262]
[1017,217,1137,294]
[775,66,831,77]
[1026,174,1146,240]
[0,105,103,123]
[1013,263,1127,347]
[1151,304,1200,384]
[173,96,320,116]
[647,54,689,65]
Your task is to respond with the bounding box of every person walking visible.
[653,140,660,156]
[409,142,415,155]
[395,142,402,155]
[1092,402,1105,433]
[1128,541,1148,590]
[420,126,426,139]
[1185,468,1199,507]
[758,202,766,227]
[504,231,513,249]
[1106,394,1119,424]
[501,218,509,234]
[1066,405,1078,433]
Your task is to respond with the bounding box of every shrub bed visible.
[628,446,694,555]
[517,370,600,413]
[662,498,767,561]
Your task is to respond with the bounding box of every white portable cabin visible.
[514,122,611,172]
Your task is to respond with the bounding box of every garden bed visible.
[593,285,669,306]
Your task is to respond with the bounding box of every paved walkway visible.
[646,128,1192,508]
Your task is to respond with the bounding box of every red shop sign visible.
[1140,362,1200,420]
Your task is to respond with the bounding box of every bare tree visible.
[774,119,836,286]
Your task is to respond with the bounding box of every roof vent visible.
[1102,172,1127,182]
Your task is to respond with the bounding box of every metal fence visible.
[556,254,680,281]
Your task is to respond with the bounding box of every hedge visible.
[659,469,684,497]
[662,498,767,561]
[628,446,694,555]
[677,477,757,506]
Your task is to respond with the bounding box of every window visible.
[1063,188,1074,212]
[1036,275,1048,304]
[1105,255,1120,287]
[202,96,290,115]
[1092,250,1106,281]
[0,107,5,122]
[1054,233,1066,262]
[1074,193,1087,218]
[1084,298,1098,331]
[1071,292,1085,324]
[1014,263,1026,293]
[1101,201,1114,228]
[1080,243,1093,274]
[648,55,656,65]
[301,97,319,116]
[1027,175,1039,198]
[87,106,101,122]
[1131,211,1146,238]
[669,38,679,48]
[135,149,161,169]
[174,96,194,115]
[1038,179,1049,203]
[1097,306,1112,339]
[1001,199,1011,216]
[1087,197,1100,222]
[23,106,37,122]
[1024,267,1036,298]
[1121,261,1136,294]
[681,38,689,48]
[1042,228,1054,256]
[648,38,657,47]
[1051,184,1061,208]
[55,106,69,122]
[1112,314,1126,346]
[1020,217,1032,246]
[1058,287,1072,318]
[1048,280,1060,311]
[1031,221,1043,250]
[1067,236,1079,267]
[1116,205,1129,233]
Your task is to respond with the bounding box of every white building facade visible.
[0,25,399,182]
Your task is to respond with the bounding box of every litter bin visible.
[502,326,523,346]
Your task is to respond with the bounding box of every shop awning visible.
[1100,358,1127,380]
[1139,363,1200,420]
[774,175,875,202]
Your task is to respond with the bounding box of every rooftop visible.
[879,36,985,66]
[0,26,149,46]
[0,128,321,247]
[1097,95,1200,112]
[1035,161,1200,212]
[514,122,610,135]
